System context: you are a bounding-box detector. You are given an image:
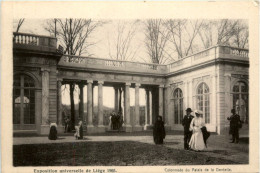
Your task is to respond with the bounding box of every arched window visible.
[173,88,183,124]
[232,81,248,123]
[13,74,35,125]
[196,83,210,123]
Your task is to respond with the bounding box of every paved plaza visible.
[13,131,248,166]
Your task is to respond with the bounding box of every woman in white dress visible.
[189,110,206,151]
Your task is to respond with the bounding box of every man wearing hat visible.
[182,108,194,150]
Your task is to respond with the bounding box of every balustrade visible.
[230,47,248,58]
[13,32,57,49]
[13,33,248,75]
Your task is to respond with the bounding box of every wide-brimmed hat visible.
[194,110,203,115]
[185,108,193,112]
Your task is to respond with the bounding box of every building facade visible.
[13,32,249,135]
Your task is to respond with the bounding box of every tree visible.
[164,19,204,59]
[198,19,248,49]
[144,19,172,64]
[107,20,140,61]
[45,18,103,56]
[15,19,25,32]
[230,20,248,48]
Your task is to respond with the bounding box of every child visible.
[74,121,83,140]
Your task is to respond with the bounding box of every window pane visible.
[204,85,209,93]
[13,103,20,124]
[24,75,35,87]
[241,83,248,92]
[233,85,239,92]
[13,76,21,87]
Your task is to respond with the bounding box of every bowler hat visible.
[185,108,193,112]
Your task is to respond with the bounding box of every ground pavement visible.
[13,130,248,166]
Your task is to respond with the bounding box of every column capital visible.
[87,80,93,84]
[98,81,104,85]
[57,78,63,82]
[125,82,131,86]
[78,82,85,88]
[135,83,141,87]
[224,73,231,77]
[165,84,171,88]
[41,67,50,72]
[159,84,164,88]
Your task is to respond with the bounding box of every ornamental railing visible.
[13,32,57,52]
[60,55,167,74]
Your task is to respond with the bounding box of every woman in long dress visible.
[153,116,166,145]
[189,110,206,151]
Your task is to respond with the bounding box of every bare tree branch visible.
[16,19,25,32]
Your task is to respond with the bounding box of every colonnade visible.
[56,79,165,133]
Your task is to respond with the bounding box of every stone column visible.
[166,85,172,130]
[144,88,150,130]
[114,86,119,112]
[87,80,94,132]
[149,90,153,125]
[159,85,164,117]
[124,82,132,132]
[212,74,218,133]
[134,83,142,131]
[98,81,105,132]
[41,68,50,134]
[57,78,63,126]
[78,82,84,120]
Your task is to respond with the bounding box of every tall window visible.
[173,88,183,124]
[196,83,210,123]
[232,81,248,123]
[13,74,35,125]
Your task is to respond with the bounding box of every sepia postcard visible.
[1,1,259,173]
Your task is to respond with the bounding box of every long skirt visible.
[189,129,205,151]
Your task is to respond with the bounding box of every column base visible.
[164,125,171,131]
[144,124,153,130]
[97,125,106,133]
[86,125,95,134]
[40,125,50,135]
[133,125,143,131]
[57,125,65,133]
[123,124,133,132]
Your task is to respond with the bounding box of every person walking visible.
[227,109,241,143]
[182,108,194,150]
[153,116,166,145]
[189,110,206,151]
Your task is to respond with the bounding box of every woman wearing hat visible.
[189,110,206,151]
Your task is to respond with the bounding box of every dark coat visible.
[48,126,57,140]
[153,120,166,144]
[201,126,210,147]
[79,125,83,139]
[227,114,241,134]
[182,115,194,134]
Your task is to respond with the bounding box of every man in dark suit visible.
[182,108,194,150]
[227,109,241,143]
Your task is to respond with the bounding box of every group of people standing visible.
[153,107,242,151]
[109,111,123,130]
